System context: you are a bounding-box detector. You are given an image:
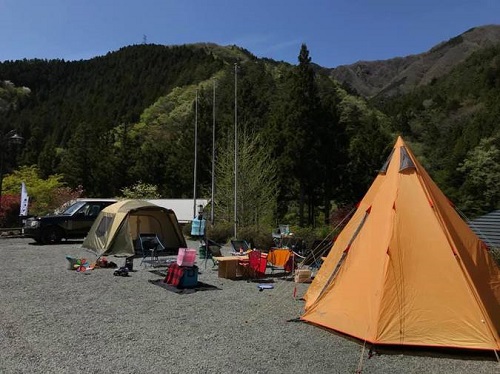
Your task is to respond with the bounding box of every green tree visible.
[316,82,346,224]
[274,44,323,226]
[2,165,80,215]
[339,96,392,201]
[214,131,278,234]
[457,137,500,216]
[0,80,30,112]
[120,181,161,199]
[58,122,117,196]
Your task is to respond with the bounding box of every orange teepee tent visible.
[302,136,500,351]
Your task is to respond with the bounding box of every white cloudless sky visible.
[0,0,499,67]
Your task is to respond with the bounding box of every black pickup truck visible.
[23,198,117,244]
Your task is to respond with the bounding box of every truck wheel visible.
[42,227,63,244]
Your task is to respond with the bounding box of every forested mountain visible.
[1,29,500,230]
[328,25,500,98]
[0,43,392,228]
[374,42,500,217]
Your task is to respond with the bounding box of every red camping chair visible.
[239,250,267,279]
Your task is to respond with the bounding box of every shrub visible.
[206,222,233,244]
[0,194,21,227]
[120,181,160,199]
[236,225,275,250]
[292,225,338,248]
[183,220,234,245]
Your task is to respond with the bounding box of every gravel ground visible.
[0,237,498,374]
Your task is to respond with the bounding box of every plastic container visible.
[177,248,197,267]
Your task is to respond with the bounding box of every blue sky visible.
[0,0,498,68]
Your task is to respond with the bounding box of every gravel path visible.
[0,237,498,374]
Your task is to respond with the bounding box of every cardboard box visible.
[294,269,312,283]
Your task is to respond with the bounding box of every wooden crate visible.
[294,269,312,283]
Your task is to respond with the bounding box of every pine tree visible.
[287,44,322,226]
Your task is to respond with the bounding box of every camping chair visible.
[267,247,295,274]
[139,233,165,267]
[230,239,251,255]
[272,224,290,247]
[238,250,267,280]
[199,239,223,268]
[207,239,223,266]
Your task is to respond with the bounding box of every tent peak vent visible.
[379,148,395,174]
[399,146,416,172]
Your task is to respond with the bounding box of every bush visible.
[182,220,234,245]
[181,223,192,238]
[206,222,233,244]
[120,181,160,199]
[0,194,21,227]
[292,225,338,248]
[236,225,275,250]
[190,222,276,249]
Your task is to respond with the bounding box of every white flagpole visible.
[234,63,238,239]
[211,78,216,225]
[193,89,198,218]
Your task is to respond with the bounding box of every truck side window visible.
[88,205,101,217]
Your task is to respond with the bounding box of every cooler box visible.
[179,266,199,288]
[177,248,197,267]
[294,269,312,283]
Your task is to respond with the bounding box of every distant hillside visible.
[0,42,392,216]
[2,33,500,221]
[328,25,500,98]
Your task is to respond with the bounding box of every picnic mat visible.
[149,269,168,277]
[148,279,220,294]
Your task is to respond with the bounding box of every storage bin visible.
[294,269,312,283]
[179,266,199,288]
[177,248,197,267]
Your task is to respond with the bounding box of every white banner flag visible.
[20,182,29,216]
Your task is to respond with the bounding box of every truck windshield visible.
[62,201,86,215]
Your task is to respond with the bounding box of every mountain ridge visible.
[327,24,500,98]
